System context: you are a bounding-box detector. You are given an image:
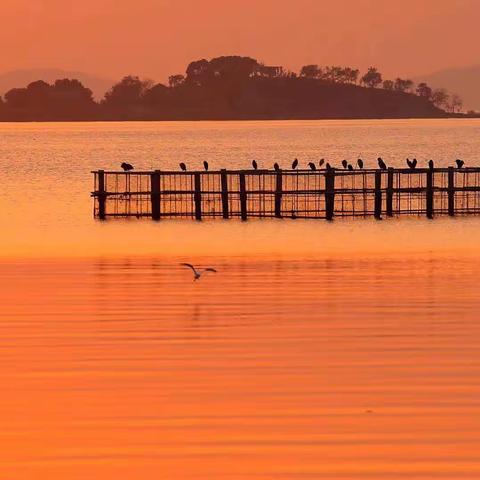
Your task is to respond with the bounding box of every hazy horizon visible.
[2,0,479,84]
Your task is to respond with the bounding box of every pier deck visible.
[92,167,480,220]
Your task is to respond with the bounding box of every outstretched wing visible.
[204,268,217,273]
[180,263,197,274]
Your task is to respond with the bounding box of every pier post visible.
[194,172,202,221]
[239,172,247,221]
[150,170,161,220]
[374,170,382,220]
[426,169,434,219]
[275,171,283,218]
[386,167,394,217]
[220,169,229,219]
[448,167,455,216]
[325,169,335,221]
[97,170,106,220]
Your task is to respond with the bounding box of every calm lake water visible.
[2,120,480,479]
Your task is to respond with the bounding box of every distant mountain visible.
[414,65,480,112]
[0,69,113,100]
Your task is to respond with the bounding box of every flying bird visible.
[252,160,258,170]
[180,263,217,281]
[319,159,325,168]
[456,159,465,169]
[121,162,134,171]
[179,162,187,171]
[308,162,316,171]
[357,159,364,169]
[428,159,434,170]
[292,158,299,169]
[377,157,387,170]
[203,161,209,171]
[342,159,348,169]
[273,162,281,171]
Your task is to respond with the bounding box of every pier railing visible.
[92,167,480,220]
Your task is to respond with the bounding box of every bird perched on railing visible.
[377,157,387,170]
[456,159,465,169]
[326,162,332,171]
[274,163,281,171]
[319,159,325,168]
[357,159,364,169]
[348,164,354,171]
[121,162,134,171]
[252,160,258,170]
[406,158,417,169]
[342,159,348,169]
[428,159,434,170]
[179,162,187,171]
[292,158,298,169]
[203,161,209,171]
[308,162,316,171]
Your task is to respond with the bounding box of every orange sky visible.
[1,0,479,83]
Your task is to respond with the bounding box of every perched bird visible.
[308,162,316,171]
[180,263,217,281]
[292,158,299,170]
[273,163,281,171]
[121,162,134,171]
[347,164,354,171]
[428,159,434,170]
[319,159,325,168]
[179,162,187,171]
[456,159,465,169]
[357,159,364,169]
[203,161,209,171]
[342,159,348,169]
[326,162,332,171]
[406,158,415,169]
[252,160,258,170]
[377,157,387,170]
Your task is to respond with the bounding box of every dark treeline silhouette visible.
[0,56,466,121]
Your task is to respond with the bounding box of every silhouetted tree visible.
[300,64,321,78]
[169,75,185,88]
[431,88,450,109]
[394,78,414,93]
[449,93,463,113]
[416,82,432,99]
[103,76,152,108]
[382,80,394,90]
[361,67,382,88]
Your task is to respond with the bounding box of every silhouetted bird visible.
[319,159,325,168]
[357,159,364,169]
[428,159,434,170]
[180,263,217,281]
[342,159,348,169]
[203,161,209,171]
[179,162,187,171]
[456,159,465,169]
[377,157,387,170]
[273,163,281,171]
[292,158,298,169]
[252,160,258,170]
[121,162,134,171]
[348,164,354,171]
[326,162,332,171]
[308,162,316,171]
[406,158,417,170]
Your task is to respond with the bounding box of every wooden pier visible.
[92,167,480,220]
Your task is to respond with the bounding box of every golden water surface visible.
[1,120,480,479]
